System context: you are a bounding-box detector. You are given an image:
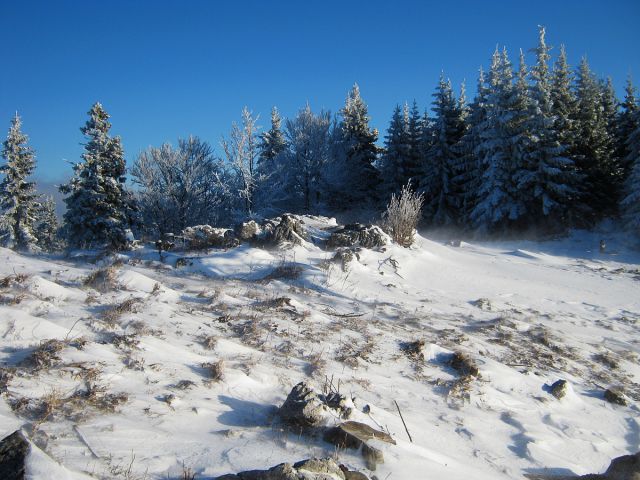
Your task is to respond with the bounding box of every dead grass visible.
[200,334,218,350]
[305,352,327,377]
[83,265,119,292]
[0,273,29,288]
[263,262,304,282]
[22,339,66,371]
[103,297,143,327]
[201,360,225,383]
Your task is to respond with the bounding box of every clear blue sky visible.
[1,0,639,183]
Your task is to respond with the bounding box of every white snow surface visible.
[0,219,638,479]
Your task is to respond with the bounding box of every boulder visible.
[604,387,628,406]
[215,458,347,480]
[181,225,239,250]
[0,430,29,480]
[549,379,568,400]
[327,224,388,250]
[278,382,330,428]
[525,451,640,480]
[263,215,307,247]
[323,421,395,471]
[332,248,360,272]
[235,220,261,242]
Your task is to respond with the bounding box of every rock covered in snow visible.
[549,379,569,399]
[181,225,239,250]
[327,224,388,250]
[323,421,395,470]
[235,220,261,241]
[262,214,307,247]
[278,382,331,428]
[526,450,640,479]
[215,457,365,480]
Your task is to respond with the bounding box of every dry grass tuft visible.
[83,265,119,292]
[201,360,225,383]
[103,297,143,327]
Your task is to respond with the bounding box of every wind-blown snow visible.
[0,222,638,479]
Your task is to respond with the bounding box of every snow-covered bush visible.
[381,183,424,247]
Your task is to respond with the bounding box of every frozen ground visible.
[0,218,638,479]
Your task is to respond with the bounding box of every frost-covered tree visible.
[551,46,578,165]
[420,73,466,226]
[573,58,619,218]
[60,103,134,250]
[34,196,61,252]
[331,84,381,207]
[259,107,287,172]
[520,26,579,231]
[222,107,261,217]
[380,104,410,195]
[132,136,230,236]
[617,76,638,180]
[280,105,332,212]
[0,114,39,251]
[471,48,531,233]
[455,67,489,226]
[621,111,640,237]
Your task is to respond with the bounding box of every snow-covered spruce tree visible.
[221,107,261,218]
[0,114,40,251]
[280,105,332,212]
[420,73,466,226]
[380,104,410,196]
[258,107,287,172]
[34,196,61,252]
[617,76,639,180]
[331,84,381,208]
[60,103,133,250]
[551,46,578,156]
[621,111,640,237]
[573,58,619,220]
[455,67,489,226]
[471,48,531,233]
[520,26,579,232]
[406,100,425,187]
[132,136,231,237]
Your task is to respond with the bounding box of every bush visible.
[381,183,424,247]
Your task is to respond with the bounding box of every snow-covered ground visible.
[0,219,638,479]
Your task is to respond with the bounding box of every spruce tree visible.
[406,100,424,187]
[456,67,489,226]
[521,26,579,231]
[617,76,638,180]
[259,107,287,169]
[381,104,410,195]
[573,58,618,219]
[621,111,640,237]
[471,48,530,233]
[34,196,60,252]
[333,84,381,207]
[421,74,466,226]
[60,103,132,250]
[0,114,39,251]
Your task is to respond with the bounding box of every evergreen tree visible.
[34,196,60,252]
[332,84,381,207]
[60,103,133,250]
[0,114,39,251]
[420,74,466,226]
[471,48,530,233]
[380,104,410,195]
[621,111,640,237]
[406,100,424,187]
[455,68,488,225]
[259,107,287,171]
[573,58,618,219]
[520,26,579,231]
[617,76,638,179]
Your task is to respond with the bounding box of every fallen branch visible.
[394,399,412,443]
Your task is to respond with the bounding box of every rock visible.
[279,382,330,428]
[449,351,479,377]
[323,422,394,472]
[601,451,640,479]
[605,387,628,406]
[332,248,360,272]
[549,379,569,400]
[0,430,30,480]
[265,215,307,247]
[344,472,370,480]
[324,392,353,419]
[294,458,346,478]
[236,220,260,241]
[181,225,239,250]
[215,458,346,480]
[327,224,388,250]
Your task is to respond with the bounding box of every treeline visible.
[1,26,639,252]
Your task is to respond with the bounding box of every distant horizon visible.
[1,0,639,183]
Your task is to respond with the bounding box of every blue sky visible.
[1,0,639,182]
